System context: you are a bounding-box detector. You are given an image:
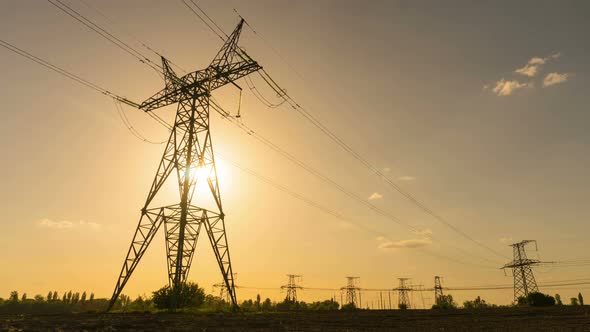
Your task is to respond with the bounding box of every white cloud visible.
[414,229,433,236]
[368,192,383,200]
[543,72,569,87]
[490,79,532,96]
[514,53,560,77]
[499,236,513,244]
[397,176,415,181]
[38,218,100,230]
[379,238,432,249]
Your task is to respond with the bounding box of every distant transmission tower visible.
[397,278,411,309]
[434,276,444,303]
[213,273,238,303]
[341,277,361,307]
[281,274,303,302]
[107,19,262,310]
[502,240,544,302]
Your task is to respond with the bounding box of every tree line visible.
[0,284,585,314]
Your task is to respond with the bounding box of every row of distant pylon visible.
[213,240,543,307]
[213,274,446,309]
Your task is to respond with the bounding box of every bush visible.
[152,282,205,310]
[340,303,357,311]
[463,296,495,309]
[519,292,555,307]
[432,295,457,309]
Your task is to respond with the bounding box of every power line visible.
[46,0,162,75]
[180,4,507,261]
[257,68,510,261]
[181,0,226,41]
[76,0,188,74]
[210,101,501,268]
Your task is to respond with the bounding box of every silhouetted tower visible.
[397,278,411,309]
[434,276,444,303]
[106,19,262,310]
[281,274,303,302]
[502,240,541,302]
[341,277,361,307]
[213,273,238,303]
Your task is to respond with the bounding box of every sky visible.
[0,0,589,308]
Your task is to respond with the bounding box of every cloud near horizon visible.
[490,79,532,96]
[379,237,432,249]
[368,192,383,200]
[514,53,560,77]
[543,72,569,87]
[38,218,100,230]
[397,176,415,181]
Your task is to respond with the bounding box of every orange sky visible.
[1,0,589,307]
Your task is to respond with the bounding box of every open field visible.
[2,307,590,331]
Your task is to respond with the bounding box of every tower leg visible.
[107,208,166,310]
[203,214,237,307]
[164,207,205,287]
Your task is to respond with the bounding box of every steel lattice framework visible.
[502,240,540,303]
[341,276,361,307]
[434,276,444,303]
[396,278,411,309]
[107,19,261,310]
[281,274,303,302]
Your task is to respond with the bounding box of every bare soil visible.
[2,307,590,331]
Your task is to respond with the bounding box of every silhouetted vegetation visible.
[518,292,556,307]
[0,290,115,314]
[463,296,496,309]
[152,282,205,310]
[431,295,457,309]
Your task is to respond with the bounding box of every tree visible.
[66,291,72,304]
[463,296,493,309]
[34,294,44,302]
[255,294,261,311]
[152,282,205,309]
[47,291,53,302]
[571,297,579,306]
[81,291,87,302]
[555,294,563,305]
[62,292,67,302]
[341,303,357,311]
[52,291,58,302]
[578,293,584,306]
[89,293,94,302]
[9,291,19,302]
[261,298,273,311]
[21,293,27,302]
[524,292,555,307]
[432,294,457,309]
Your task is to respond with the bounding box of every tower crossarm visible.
[139,18,261,113]
[502,259,541,269]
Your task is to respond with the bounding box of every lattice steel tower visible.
[434,276,444,303]
[341,277,361,307]
[213,273,238,303]
[502,240,541,303]
[107,19,261,310]
[281,274,303,302]
[397,278,411,309]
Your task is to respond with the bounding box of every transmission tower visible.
[281,274,303,302]
[107,19,261,310]
[397,278,411,309]
[434,276,444,304]
[502,240,543,303]
[213,273,238,303]
[340,277,361,307]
